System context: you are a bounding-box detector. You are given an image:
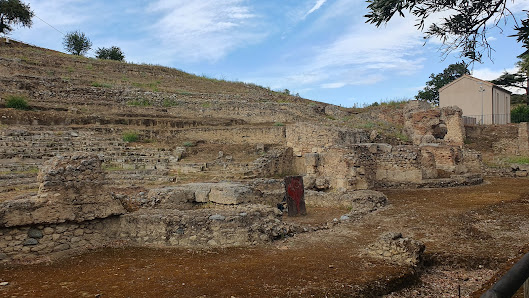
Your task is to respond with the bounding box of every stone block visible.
[27,228,43,239]
[208,183,253,205]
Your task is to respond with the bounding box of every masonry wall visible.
[286,123,370,157]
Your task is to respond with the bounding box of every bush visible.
[96,46,125,61]
[183,141,195,147]
[511,105,529,123]
[122,132,139,143]
[5,95,30,110]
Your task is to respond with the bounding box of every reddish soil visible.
[1,177,529,297]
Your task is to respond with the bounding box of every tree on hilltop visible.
[63,30,92,56]
[365,0,527,63]
[0,0,33,35]
[96,46,125,61]
[416,62,470,105]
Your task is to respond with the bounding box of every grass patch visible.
[5,95,30,110]
[132,81,161,92]
[128,98,151,106]
[122,132,139,143]
[102,163,122,171]
[504,156,529,164]
[183,141,195,147]
[162,99,180,107]
[0,167,39,175]
[274,122,285,126]
[358,122,376,129]
[91,82,112,88]
[396,132,410,142]
[201,103,211,108]
[19,56,39,65]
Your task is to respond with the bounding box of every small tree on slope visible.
[63,30,92,56]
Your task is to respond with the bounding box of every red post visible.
[284,176,306,216]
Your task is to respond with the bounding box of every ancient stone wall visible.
[404,105,464,146]
[247,147,294,178]
[299,143,481,191]
[0,154,125,227]
[465,123,529,156]
[0,218,120,263]
[0,153,299,263]
[118,206,295,248]
[286,123,370,157]
[0,204,298,263]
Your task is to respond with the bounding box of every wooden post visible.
[284,176,306,216]
[524,278,529,298]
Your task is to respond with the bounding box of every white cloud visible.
[507,0,529,14]
[147,0,265,62]
[321,82,346,89]
[472,66,519,81]
[245,3,427,94]
[299,17,424,88]
[304,0,327,18]
[473,67,525,94]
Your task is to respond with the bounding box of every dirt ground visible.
[1,177,529,297]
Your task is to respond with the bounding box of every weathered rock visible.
[209,214,226,221]
[368,232,425,266]
[27,228,43,239]
[0,153,126,227]
[22,238,38,246]
[208,183,253,205]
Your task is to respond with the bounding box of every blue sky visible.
[9,0,529,107]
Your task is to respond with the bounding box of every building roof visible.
[438,74,512,94]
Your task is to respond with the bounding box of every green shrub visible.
[96,46,125,61]
[274,122,285,126]
[122,132,139,143]
[5,95,30,110]
[183,141,195,147]
[511,105,529,123]
[128,99,151,106]
[162,99,180,107]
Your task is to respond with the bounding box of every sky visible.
[8,0,529,107]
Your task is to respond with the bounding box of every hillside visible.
[4,40,529,297]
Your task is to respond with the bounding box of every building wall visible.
[440,76,510,125]
[492,87,511,124]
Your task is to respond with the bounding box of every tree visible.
[365,0,524,63]
[492,54,529,104]
[63,30,92,56]
[95,46,125,61]
[0,0,33,35]
[416,62,470,105]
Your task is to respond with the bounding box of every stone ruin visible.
[0,153,389,263]
[0,100,488,264]
[290,103,483,192]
